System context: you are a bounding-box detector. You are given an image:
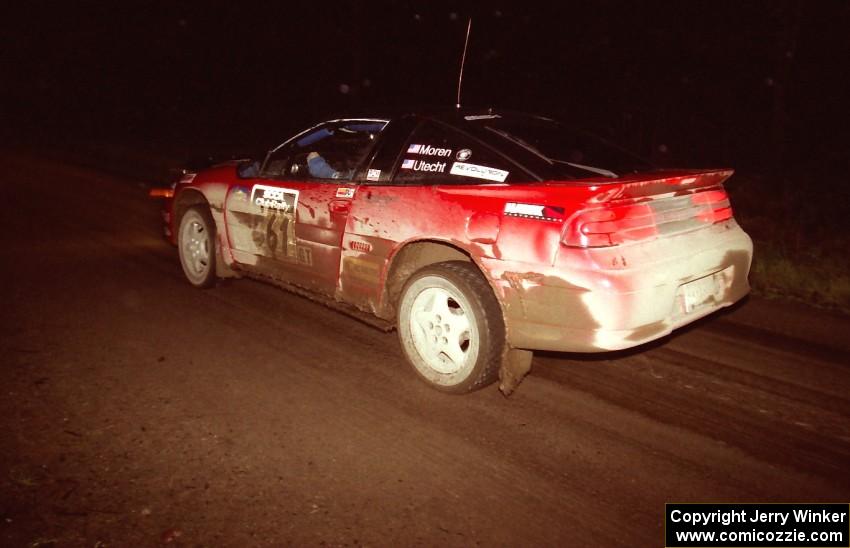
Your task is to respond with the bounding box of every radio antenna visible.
[455,17,472,109]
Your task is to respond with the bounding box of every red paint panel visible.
[465,212,501,244]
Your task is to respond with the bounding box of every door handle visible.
[329,200,351,214]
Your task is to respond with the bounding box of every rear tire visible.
[178,206,216,288]
[397,261,504,393]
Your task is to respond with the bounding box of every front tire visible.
[397,261,504,393]
[178,206,216,288]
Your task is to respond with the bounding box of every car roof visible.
[314,106,551,130]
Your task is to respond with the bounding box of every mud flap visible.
[215,237,240,279]
[498,347,533,397]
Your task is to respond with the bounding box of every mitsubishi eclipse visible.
[151,108,753,395]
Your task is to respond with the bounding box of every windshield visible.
[476,116,652,179]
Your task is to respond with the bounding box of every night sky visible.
[4,1,849,174]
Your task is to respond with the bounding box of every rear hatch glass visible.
[467,115,653,180]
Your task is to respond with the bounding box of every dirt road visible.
[2,152,848,546]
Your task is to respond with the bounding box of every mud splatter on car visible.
[152,109,752,395]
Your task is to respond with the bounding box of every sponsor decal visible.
[407,143,452,157]
[504,202,564,222]
[335,187,356,199]
[401,159,447,173]
[456,148,472,161]
[505,202,545,217]
[450,162,509,182]
[250,184,299,213]
[367,168,381,181]
[263,205,297,259]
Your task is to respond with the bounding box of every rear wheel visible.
[178,206,216,288]
[397,261,504,393]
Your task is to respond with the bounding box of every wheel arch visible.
[173,188,211,230]
[379,239,500,321]
[172,188,238,280]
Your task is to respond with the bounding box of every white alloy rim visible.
[408,286,474,375]
[181,217,211,279]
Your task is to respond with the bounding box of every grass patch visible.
[749,242,850,309]
[729,174,850,313]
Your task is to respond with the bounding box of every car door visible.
[225,119,387,296]
[341,116,530,312]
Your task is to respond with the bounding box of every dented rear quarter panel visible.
[340,181,604,317]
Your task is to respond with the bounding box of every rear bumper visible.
[483,220,752,352]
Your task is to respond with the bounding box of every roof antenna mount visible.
[455,17,472,109]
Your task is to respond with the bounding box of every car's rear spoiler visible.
[601,169,734,201]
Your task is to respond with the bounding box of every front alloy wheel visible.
[178,206,216,288]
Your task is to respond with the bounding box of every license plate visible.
[681,274,719,313]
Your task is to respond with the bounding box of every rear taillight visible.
[691,188,733,224]
[561,202,657,247]
[561,186,733,248]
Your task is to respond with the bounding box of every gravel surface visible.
[1,152,847,546]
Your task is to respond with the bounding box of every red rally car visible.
[153,109,753,395]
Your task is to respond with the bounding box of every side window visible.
[261,121,386,181]
[260,144,293,179]
[392,121,526,185]
[358,116,419,183]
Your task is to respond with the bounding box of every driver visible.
[307,151,344,179]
